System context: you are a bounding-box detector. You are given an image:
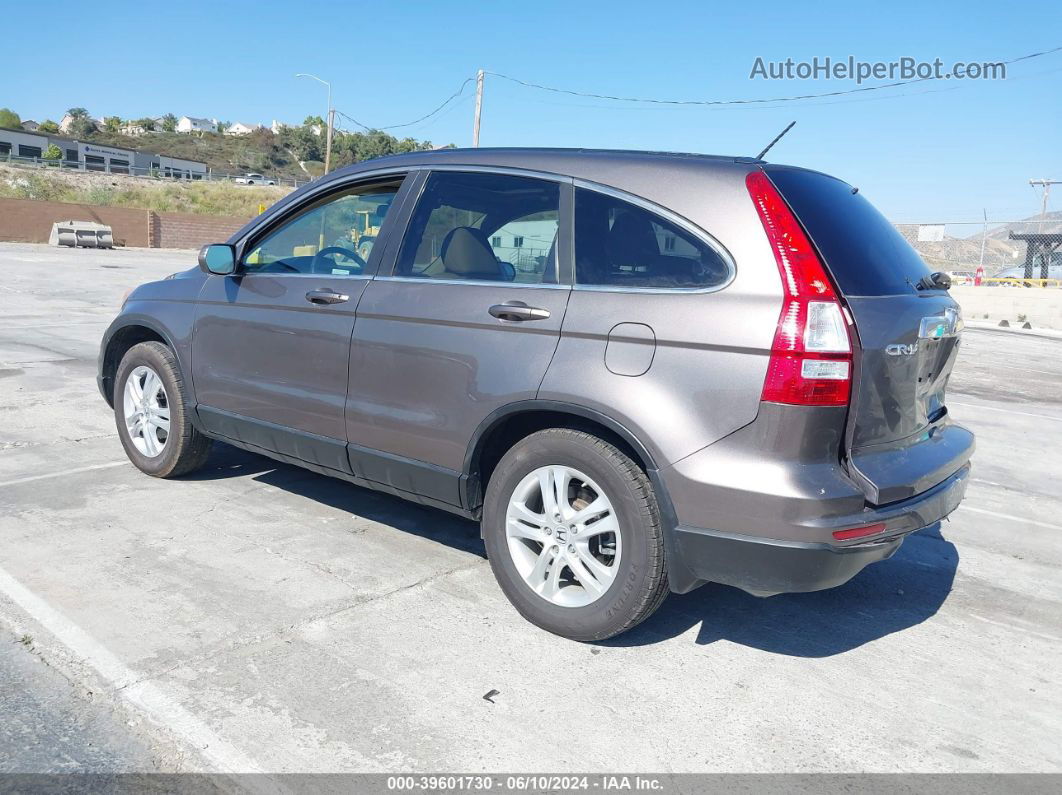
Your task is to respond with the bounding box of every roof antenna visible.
[755,121,796,161]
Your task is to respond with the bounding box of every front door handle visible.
[488,302,551,322]
[305,288,349,305]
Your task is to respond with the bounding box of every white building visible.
[120,121,150,137]
[59,113,103,134]
[225,122,260,136]
[0,127,205,178]
[176,116,218,134]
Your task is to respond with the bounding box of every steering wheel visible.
[313,245,367,273]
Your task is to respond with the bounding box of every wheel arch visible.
[99,318,180,407]
[462,400,663,512]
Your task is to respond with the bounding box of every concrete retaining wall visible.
[0,197,248,250]
[951,285,1062,331]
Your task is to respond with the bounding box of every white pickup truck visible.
[234,173,276,186]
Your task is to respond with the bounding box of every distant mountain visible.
[893,210,1060,274]
[896,224,1021,274]
[973,210,1062,240]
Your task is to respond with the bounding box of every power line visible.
[333,77,476,134]
[484,44,1062,106]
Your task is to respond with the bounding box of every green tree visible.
[38,119,59,133]
[68,116,97,138]
[161,113,178,133]
[103,116,122,133]
[0,107,20,128]
[133,117,155,132]
[216,120,230,134]
[42,144,62,163]
[303,115,325,128]
[66,107,89,119]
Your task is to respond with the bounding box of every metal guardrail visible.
[0,154,310,188]
[981,277,1062,288]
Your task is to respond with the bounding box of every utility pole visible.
[472,69,485,147]
[979,208,987,270]
[1030,178,1059,232]
[325,108,335,175]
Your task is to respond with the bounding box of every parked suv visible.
[98,149,973,640]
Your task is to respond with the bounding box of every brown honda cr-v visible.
[99,148,973,640]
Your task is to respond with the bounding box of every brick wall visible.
[152,211,248,250]
[0,198,151,247]
[0,198,250,249]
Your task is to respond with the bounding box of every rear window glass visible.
[767,168,931,296]
[574,188,731,289]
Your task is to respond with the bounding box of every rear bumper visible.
[667,463,968,595]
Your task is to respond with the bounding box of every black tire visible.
[482,429,669,641]
[113,341,212,478]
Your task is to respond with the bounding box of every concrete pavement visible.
[0,243,1058,775]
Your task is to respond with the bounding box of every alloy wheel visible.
[122,366,170,458]
[504,465,622,608]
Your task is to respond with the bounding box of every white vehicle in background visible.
[234,173,276,186]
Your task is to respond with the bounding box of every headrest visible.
[606,210,659,267]
[441,226,502,278]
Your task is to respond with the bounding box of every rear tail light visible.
[746,170,853,406]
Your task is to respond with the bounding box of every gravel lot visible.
[0,242,1059,775]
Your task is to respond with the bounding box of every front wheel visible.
[114,341,212,478]
[482,429,669,641]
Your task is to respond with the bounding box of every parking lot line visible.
[0,562,265,774]
[961,504,1062,532]
[0,461,127,489]
[949,400,1062,423]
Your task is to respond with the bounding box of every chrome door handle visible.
[305,288,349,305]
[488,302,551,321]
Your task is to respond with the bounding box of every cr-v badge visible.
[886,343,919,356]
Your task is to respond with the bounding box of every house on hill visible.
[177,116,218,134]
[225,122,261,136]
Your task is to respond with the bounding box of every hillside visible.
[86,124,442,182]
[976,210,1062,240]
[90,128,309,181]
[897,224,1020,273]
[0,164,292,217]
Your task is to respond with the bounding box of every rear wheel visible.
[482,429,669,641]
[114,341,211,478]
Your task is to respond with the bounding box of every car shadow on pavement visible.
[187,445,958,656]
[608,524,959,656]
[186,444,488,558]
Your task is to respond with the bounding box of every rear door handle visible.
[488,302,551,322]
[305,288,349,305]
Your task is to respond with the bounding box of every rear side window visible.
[396,172,560,284]
[767,168,931,296]
[574,188,731,289]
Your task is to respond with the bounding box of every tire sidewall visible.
[483,432,659,641]
[113,343,189,478]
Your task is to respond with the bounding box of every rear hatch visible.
[766,166,974,505]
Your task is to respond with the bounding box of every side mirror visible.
[198,244,237,275]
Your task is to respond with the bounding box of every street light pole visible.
[472,69,484,147]
[296,73,333,175]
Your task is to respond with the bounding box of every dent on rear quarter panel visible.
[538,162,784,466]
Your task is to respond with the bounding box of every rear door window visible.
[766,167,932,297]
[395,172,560,284]
[574,188,731,289]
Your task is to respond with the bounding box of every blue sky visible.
[5,0,1060,226]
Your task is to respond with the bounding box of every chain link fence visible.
[898,217,1062,287]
